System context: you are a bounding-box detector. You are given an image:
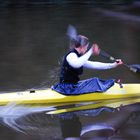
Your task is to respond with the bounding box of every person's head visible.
[70,35,89,54]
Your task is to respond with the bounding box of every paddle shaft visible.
[100,50,138,73]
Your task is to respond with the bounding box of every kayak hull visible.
[0,83,140,106]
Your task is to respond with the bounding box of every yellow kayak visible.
[0,83,140,106]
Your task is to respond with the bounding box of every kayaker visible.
[52,35,123,95]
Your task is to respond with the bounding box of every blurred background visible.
[0,0,137,6]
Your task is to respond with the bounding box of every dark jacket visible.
[60,49,83,84]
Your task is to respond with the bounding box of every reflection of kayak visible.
[48,98,140,114]
[0,83,140,106]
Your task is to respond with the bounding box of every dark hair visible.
[70,35,89,48]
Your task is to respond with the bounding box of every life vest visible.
[60,49,83,84]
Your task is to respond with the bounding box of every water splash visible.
[0,103,56,133]
[29,66,59,89]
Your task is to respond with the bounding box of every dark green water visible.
[0,3,140,140]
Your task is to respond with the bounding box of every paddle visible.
[67,25,140,74]
[100,50,140,73]
[67,25,79,44]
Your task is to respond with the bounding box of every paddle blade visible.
[67,25,78,41]
[129,64,140,73]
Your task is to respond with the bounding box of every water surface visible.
[0,4,140,140]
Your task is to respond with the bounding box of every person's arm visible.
[66,48,93,68]
[83,61,118,70]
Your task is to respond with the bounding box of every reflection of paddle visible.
[100,50,140,73]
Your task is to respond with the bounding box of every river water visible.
[0,3,140,140]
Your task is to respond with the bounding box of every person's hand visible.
[92,43,100,55]
[115,59,123,66]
